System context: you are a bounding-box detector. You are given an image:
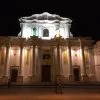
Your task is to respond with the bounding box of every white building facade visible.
[0,12,97,85]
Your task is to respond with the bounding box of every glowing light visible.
[19,12,73,39]
[22,26,32,39]
[63,50,67,64]
[55,30,61,38]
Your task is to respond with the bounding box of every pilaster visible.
[17,45,24,84]
[2,45,10,83]
[29,45,37,83]
[88,49,96,81]
[67,40,73,81]
[79,39,89,81]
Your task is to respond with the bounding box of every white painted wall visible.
[21,22,71,39]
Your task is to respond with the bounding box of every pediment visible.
[19,12,72,23]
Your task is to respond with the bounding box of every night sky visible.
[0,1,100,41]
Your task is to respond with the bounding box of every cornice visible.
[19,12,72,24]
[0,36,94,47]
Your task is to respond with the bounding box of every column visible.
[88,49,96,81]
[60,47,63,75]
[20,23,23,37]
[35,46,39,81]
[80,40,88,81]
[17,45,24,83]
[57,45,60,75]
[51,47,55,82]
[5,45,10,76]
[67,40,73,81]
[19,45,24,76]
[29,45,36,83]
[56,44,63,84]
[60,46,65,82]
[53,47,57,81]
[3,45,10,83]
[37,46,41,81]
[32,45,36,77]
[0,47,2,77]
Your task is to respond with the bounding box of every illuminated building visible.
[0,12,97,85]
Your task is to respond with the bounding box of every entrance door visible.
[73,68,80,81]
[10,69,18,82]
[41,65,51,82]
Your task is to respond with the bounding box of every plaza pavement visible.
[0,86,100,100]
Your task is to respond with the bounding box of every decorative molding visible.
[19,12,72,24]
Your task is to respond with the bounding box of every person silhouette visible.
[56,76,63,94]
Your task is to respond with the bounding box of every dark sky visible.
[0,1,100,41]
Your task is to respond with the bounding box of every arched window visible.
[43,29,49,37]
[33,27,37,36]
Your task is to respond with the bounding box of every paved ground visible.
[0,87,100,100]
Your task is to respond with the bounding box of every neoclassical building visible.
[0,12,98,85]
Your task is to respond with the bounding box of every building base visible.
[17,76,23,84]
[89,74,96,81]
[56,75,64,84]
[29,76,38,84]
[81,75,89,81]
[68,75,73,81]
[1,76,8,84]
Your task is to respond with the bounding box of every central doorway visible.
[10,69,18,82]
[73,68,80,81]
[41,65,51,82]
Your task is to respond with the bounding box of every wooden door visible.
[73,68,80,81]
[10,69,18,82]
[41,65,51,82]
